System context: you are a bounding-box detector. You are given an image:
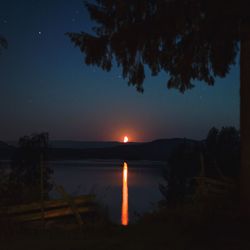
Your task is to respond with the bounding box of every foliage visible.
[0,163,10,207]
[205,126,240,177]
[0,35,7,54]
[0,133,53,206]
[67,1,250,92]
[160,126,240,204]
[159,140,201,204]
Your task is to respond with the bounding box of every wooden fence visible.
[193,176,236,197]
[0,194,96,225]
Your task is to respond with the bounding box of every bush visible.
[0,133,53,206]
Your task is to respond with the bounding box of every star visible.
[38,31,42,35]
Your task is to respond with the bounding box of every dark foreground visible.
[1,206,249,250]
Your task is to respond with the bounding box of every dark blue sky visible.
[0,0,239,142]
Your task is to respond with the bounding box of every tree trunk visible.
[240,24,250,217]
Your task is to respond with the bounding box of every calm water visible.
[48,160,166,224]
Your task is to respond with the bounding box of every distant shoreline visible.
[0,138,199,161]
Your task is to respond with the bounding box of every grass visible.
[1,203,249,250]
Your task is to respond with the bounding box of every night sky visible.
[0,0,239,142]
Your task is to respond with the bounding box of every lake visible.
[49,160,166,225]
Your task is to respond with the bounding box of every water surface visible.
[49,160,166,224]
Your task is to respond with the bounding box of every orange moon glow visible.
[123,136,129,143]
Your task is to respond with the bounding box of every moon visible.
[123,136,128,143]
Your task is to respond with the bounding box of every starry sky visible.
[0,0,240,142]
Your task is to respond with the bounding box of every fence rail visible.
[0,194,96,224]
[193,176,236,198]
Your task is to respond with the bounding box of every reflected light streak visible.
[121,162,129,226]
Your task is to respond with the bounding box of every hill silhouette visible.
[48,138,198,161]
[49,140,129,149]
[0,138,198,161]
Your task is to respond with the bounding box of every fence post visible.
[40,153,45,228]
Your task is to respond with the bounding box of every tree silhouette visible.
[205,127,240,178]
[0,35,7,54]
[8,133,53,205]
[67,1,250,215]
[159,127,240,206]
[159,140,201,205]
